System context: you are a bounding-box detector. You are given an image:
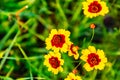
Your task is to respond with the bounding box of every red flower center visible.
[88,1,102,13]
[51,34,65,48]
[87,53,101,67]
[49,56,60,69]
[70,44,77,55]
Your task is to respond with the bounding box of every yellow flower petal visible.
[64,73,82,80]
[95,62,105,70]
[88,46,96,53]
[81,49,90,55]
[84,63,93,71]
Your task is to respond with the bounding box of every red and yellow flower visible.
[68,43,79,60]
[45,29,71,52]
[80,46,107,71]
[64,72,82,80]
[44,51,64,74]
[82,0,109,18]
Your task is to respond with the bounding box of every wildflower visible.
[68,43,79,59]
[80,46,107,71]
[90,23,96,29]
[44,51,64,74]
[45,29,71,52]
[64,73,82,80]
[82,0,109,18]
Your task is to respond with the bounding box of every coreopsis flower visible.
[45,29,71,52]
[68,43,79,59]
[80,46,107,71]
[82,0,109,18]
[64,73,82,80]
[44,51,64,74]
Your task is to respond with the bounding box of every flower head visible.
[45,29,71,52]
[68,43,79,59]
[80,46,107,71]
[72,69,78,74]
[82,0,109,18]
[44,51,64,74]
[90,23,96,29]
[64,73,82,80]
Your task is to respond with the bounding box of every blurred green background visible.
[0,0,120,80]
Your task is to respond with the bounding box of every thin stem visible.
[74,61,81,70]
[88,29,95,45]
[90,70,97,80]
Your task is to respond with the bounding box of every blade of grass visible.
[17,43,33,80]
[18,18,45,41]
[1,56,43,60]
[0,22,18,50]
[16,77,45,80]
[0,31,20,70]
[56,0,68,29]
[71,0,83,22]
[30,67,33,80]
[17,44,49,80]
[6,66,14,77]
[0,75,13,80]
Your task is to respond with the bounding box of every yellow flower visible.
[68,43,79,60]
[44,51,64,74]
[80,46,107,71]
[64,73,82,80]
[82,0,109,18]
[45,29,71,52]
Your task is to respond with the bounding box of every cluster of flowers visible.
[44,0,109,79]
[44,29,107,79]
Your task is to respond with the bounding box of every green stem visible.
[74,62,81,70]
[90,70,97,80]
[88,29,95,45]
